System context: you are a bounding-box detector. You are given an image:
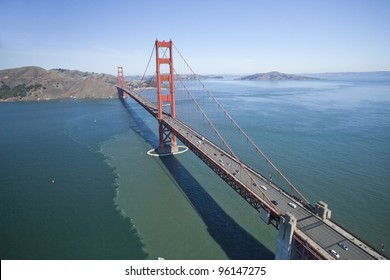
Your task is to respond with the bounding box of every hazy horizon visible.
[1,0,389,75]
[1,65,390,77]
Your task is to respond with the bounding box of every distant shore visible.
[2,66,389,102]
[237,71,320,81]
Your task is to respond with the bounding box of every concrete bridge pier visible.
[315,201,332,220]
[157,143,179,154]
[275,212,296,260]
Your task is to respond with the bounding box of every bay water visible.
[1,75,389,259]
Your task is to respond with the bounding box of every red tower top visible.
[155,40,176,120]
[117,66,125,88]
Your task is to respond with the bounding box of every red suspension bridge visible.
[117,40,385,260]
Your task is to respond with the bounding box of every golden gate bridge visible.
[116,40,385,260]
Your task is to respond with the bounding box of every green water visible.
[0,100,146,259]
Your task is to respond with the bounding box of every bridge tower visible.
[117,66,126,98]
[155,40,178,153]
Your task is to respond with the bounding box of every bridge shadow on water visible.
[119,97,274,259]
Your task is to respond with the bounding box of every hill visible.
[238,71,319,81]
[0,66,118,101]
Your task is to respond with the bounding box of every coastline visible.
[0,95,118,102]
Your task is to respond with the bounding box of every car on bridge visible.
[338,242,349,251]
[329,249,340,259]
[288,202,297,209]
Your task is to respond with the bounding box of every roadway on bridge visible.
[163,113,374,260]
[123,88,378,260]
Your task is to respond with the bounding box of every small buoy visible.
[51,179,55,184]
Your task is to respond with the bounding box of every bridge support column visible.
[117,66,126,98]
[315,201,332,220]
[155,40,178,154]
[157,121,179,154]
[275,212,296,260]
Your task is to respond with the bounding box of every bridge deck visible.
[119,87,384,260]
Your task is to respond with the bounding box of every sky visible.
[0,0,389,75]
